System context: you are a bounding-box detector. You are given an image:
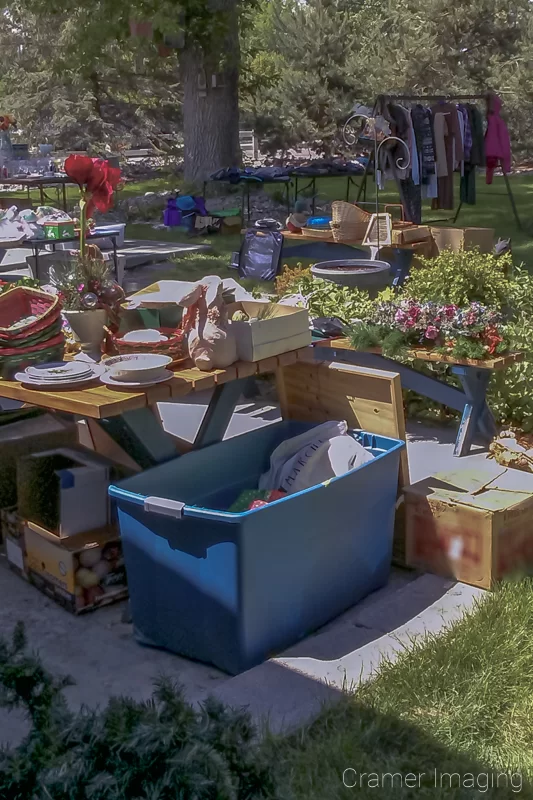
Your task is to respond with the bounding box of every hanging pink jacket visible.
[485,94,511,184]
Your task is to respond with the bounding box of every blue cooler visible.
[109,421,404,674]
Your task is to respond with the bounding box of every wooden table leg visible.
[451,366,495,457]
[95,408,178,469]
[194,377,250,448]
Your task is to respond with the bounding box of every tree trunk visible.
[181,0,241,186]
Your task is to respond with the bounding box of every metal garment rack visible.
[352,92,524,232]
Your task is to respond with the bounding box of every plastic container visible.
[109,421,404,674]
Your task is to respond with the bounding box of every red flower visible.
[64,155,121,216]
[86,160,121,216]
[484,325,503,355]
[64,155,95,187]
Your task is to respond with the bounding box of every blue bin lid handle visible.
[144,497,185,519]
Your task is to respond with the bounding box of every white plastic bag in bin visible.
[259,420,374,495]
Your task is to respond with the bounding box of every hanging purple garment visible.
[163,198,181,227]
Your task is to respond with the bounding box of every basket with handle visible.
[105,327,189,366]
[330,201,371,243]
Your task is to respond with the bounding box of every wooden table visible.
[313,338,523,457]
[0,349,311,469]
[0,176,75,211]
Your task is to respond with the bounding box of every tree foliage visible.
[245,0,533,155]
[0,3,182,152]
[0,623,276,800]
[3,0,533,157]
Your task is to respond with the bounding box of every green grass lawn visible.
[264,579,533,799]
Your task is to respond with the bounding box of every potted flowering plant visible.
[59,156,122,353]
[349,298,510,360]
[53,249,125,354]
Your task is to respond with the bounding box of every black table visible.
[203,177,293,222]
[0,176,75,211]
[291,171,366,212]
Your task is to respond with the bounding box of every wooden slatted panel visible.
[277,359,409,488]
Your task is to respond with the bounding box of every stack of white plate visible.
[15,361,104,388]
[101,353,174,388]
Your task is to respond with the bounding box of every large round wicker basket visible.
[330,201,371,243]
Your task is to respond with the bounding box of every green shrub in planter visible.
[404,250,512,309]
[0,624,276,800]
[489,266,533,431]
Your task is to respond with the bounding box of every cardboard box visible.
[24,522,127,614]
[392,225,431,245]
[430,226,495,255]
[43,220,75,240]
[0,412,78,509]
[405,466,533,589]
[18,447,110,537]
[229,301,311,362]
[1,505,27,579]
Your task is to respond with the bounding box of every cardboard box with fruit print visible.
[24,522,127,614]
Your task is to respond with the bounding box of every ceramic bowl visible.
[121,329,168,344]
[105,353,173,382]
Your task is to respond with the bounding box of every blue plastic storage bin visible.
[109,421,404,674]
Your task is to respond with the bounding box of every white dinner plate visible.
[15,367,103,389]
[26,361,95,380]
[100,370,174,389]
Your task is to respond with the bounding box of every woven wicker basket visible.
[330,201,371,243]
[303,226,334,240]
[108,327,189,366]
[0,287,60,339]
[0,334,65,379]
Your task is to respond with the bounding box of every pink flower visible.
[395,310,408,325]
[404,318,416,328]
[444,305,456,319]
[425,325,439,340]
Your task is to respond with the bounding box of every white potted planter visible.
[63,309,107,355]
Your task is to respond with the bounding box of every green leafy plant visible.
[489,266,533,431]
[404,250,513,309]
[0,624,276,800]
[274,263,312,297]
[275,265,374,322]
[348,322,381,351]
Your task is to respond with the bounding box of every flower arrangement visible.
[349,298,510,360]
[52,249,124,315]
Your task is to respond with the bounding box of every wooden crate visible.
[277,359,410,564]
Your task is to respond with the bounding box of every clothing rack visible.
[353,92,524,233]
